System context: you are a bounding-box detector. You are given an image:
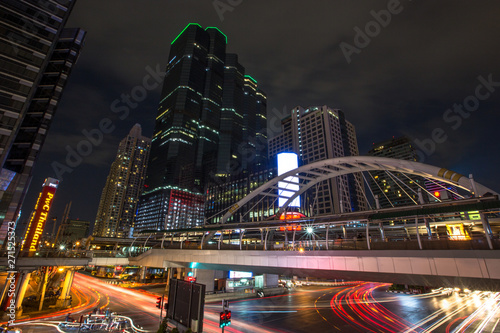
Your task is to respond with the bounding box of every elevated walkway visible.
[129,248,500,291]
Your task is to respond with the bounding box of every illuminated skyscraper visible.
[367,136,422,208]
[269,105,367,215]
[0,0,84,245]
[135,23,267,232]
[93,124,151,238]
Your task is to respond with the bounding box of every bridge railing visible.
[0,249,93,258]
[144,234,500,252]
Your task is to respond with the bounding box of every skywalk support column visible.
[139,266,147,280]
[418,189,432,239]
[56,268,75,308]
[193,270,221,293]
[326,225,329,250]
[239,230,245,250]
[379,222,386,241]
[38,266,49,311]
[415,217,422,250]
[15,271,32,314]
[480,213,494,250]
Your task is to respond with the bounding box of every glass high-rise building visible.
[367,136,423,208]
[135,23,267,232]
[269,105,367,215]
[0,0,83,245]
[93,124,151,238]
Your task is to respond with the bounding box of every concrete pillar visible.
[56,269,75,308]
[139,266,147,280]
[164,267,174,296]
[38,266,49,311]
[193,269,215,293]
[15,272,32,311]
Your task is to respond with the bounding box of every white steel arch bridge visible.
[218,156,498,224]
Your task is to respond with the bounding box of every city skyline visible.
[20,1,500,227]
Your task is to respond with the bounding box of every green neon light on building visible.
[205,27,228,43]
[171,23,202,45]
[244,75,257,84]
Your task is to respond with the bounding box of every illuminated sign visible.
[279,225,302,231]
[228,271,253,279]
[279,212,306,220]
[21,178,59,252]
[277,152,300,207]
[446,223,470,240]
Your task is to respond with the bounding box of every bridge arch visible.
[220,156,497,224]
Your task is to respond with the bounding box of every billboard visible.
[277,152,300,207]
[167,279,205,333]
[228,271,253,279]
[21,178,59,252]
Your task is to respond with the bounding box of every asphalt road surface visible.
[7,274,500,332]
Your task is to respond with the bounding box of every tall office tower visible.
[93,124,151,238]
[0,0,83,245]
[269,106,367,215]
[367,136,423,208]
[135,23,267,232]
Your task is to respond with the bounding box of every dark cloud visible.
[21,0,500,227]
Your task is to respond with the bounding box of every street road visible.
[7,275,500,332]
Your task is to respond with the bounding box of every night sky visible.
[21,0,500,230]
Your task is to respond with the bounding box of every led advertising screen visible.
[228,271,253,279]
[21,178,59,252]
[277,152,300,207]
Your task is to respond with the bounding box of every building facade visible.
[93,124,151,238]
[205,168,277,224]
[57,218,90,243]
[135,23,267,232]
[367,136,423,208]
[269,106,367,215]
[0,0,83,244]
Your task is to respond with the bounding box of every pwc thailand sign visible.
[21,178,59,252]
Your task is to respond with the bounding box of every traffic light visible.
[219,310,231,327]
[156,297,162,309]
[219,311,227,328]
